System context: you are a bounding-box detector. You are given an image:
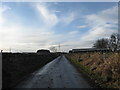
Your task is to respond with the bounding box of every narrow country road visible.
[15,55,91,88]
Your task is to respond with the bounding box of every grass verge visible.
[65,55,118,88]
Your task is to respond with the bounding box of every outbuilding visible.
[37,49,50,54]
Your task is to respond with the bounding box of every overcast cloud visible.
[0,2,118,52]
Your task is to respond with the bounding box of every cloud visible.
[59,40,93,52]
[81,6,118,42]
[54,10,61,13]
[36,3,76,26]
[81,26,117,42]
[36,3,58,27]
[0,24,59,52]
[51,10,61,13]
[77,25,87,29]
[0,3,118,52]
[86,6,117,26]
[0,4,59,52]
[61,12,76,25]
[60,6,118,51]
[69,30,79,35]
[0,5,11,25]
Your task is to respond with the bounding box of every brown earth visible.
[2,53,59,88]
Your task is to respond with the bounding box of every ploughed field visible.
[2,53,59,88]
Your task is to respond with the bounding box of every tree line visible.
[93,33,120,51]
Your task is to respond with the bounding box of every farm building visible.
[69,48,111,53]
[37,49,50,54]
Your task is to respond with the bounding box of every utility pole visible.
[10,48,11,53]
[59,43,60,52]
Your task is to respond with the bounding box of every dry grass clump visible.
[66,52,120,88]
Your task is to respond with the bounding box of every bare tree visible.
[117,33,120,50]
[93,33,120,51]
[49,46,57,52]
[93,38,109,49]
[109,33,119,51]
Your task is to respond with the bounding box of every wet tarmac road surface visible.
[15,55,91,88]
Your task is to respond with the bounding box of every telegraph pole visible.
[10,48,12,53]
[59,43,60,52]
